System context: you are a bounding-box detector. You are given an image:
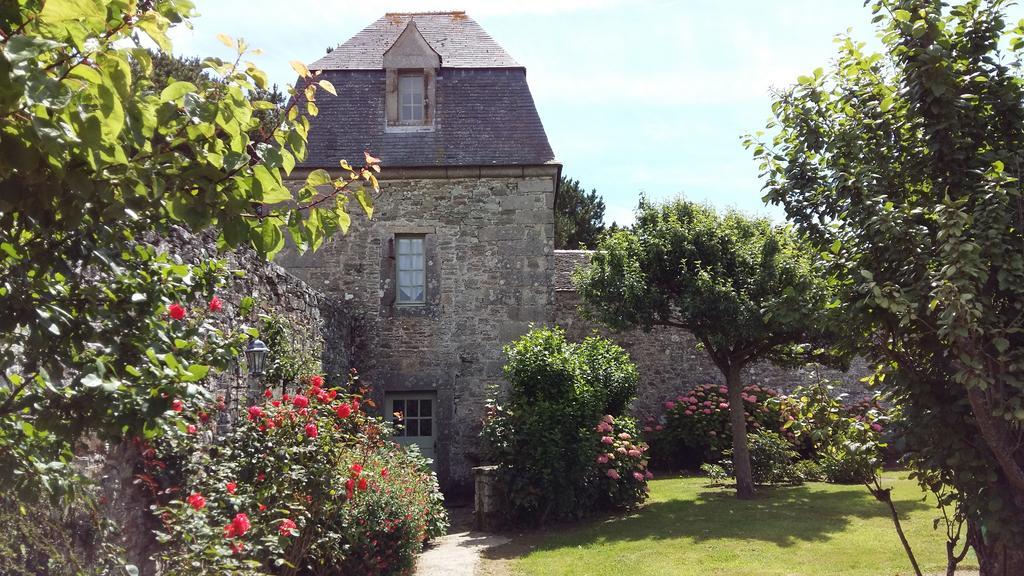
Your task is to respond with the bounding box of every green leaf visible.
[160,81,198,103]
[81,374,103,388]
[305,169,332,187]
[318,79,337,96]
[290,60,311,78]
[253,165,292,204]
[354,187,374,219]
[137,12,173,53]
[880,96,893,112]
[893,9,911,22]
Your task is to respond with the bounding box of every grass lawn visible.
[490,473,977,576]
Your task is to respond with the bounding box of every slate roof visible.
[554,250,593,291]
[300,13,557,169]
[309,12,521,70]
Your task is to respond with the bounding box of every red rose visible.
[171,399,183,412]
[358,477,368,491]
[187,424,197,434]
[226,482,237,495]
[258,503,267,511]
[350,463,363,476]
[271,400,280,407]
[310,375,324,388]
[345,478,355,497]
[167,303,186,320]
[381,468,388,478]
[328,390,337,400]
[351,399,360,413]
[208,295,223,312]
[292,394,309,409]
[278,518,297,536]
[336,403,352,419]
[247,406,263,421]
[282,394,290,402]
[305,422,318,438]
[230,541,245,555]
[257,472,265,482]
[225,513,250,538]
[263,388,272,398]
[198,411,210,423]
[186,492,206,510]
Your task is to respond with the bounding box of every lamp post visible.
[244,338,270,404]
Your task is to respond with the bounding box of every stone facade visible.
[278,171,557,491]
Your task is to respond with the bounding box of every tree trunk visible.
[972,527,1024,576]
[725,365,755,500]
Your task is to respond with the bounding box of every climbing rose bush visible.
[643,383,787,469]
[150,372,447,575]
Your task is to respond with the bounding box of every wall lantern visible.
[244,339,270,376]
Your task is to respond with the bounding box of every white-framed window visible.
[389,396,433,438]
[396,235,425,304]
[398,73,424,123]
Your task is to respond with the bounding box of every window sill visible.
[385,123,435,134]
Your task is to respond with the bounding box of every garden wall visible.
[553,250,873,419]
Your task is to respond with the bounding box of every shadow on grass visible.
[483,480,931,561]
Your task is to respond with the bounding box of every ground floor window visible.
[385,391,437,464]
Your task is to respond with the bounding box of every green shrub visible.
[792,459,825,482]
[643,383,787,469]
[700,463,729,486]
[482,327,648,525]
[721,431,801,485]
[152,372,447,575]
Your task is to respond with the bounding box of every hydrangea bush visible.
[643,383,787,469]
[150,371,447,576]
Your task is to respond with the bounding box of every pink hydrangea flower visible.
[633,471,644,481]
[704,401,713,407]
[684,410,694,416]
[596,421,613,433]
[871,423,883,432]
[618,432,631,440]
[601,436,614,445]
[643,426,653,432]
[748,395,757,403]
[616,447,627,454]
[628,449,642,458]
[664,401,676,410]
[596,454,609,464]
[719,387,728,394]
[655,425,664,431]
[606,469,620,480]
[703,409,712,414]
[645,470,654,479]
[719,402,729,409]
[602,415,614,424]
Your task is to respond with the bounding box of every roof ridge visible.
[384,11,466,16]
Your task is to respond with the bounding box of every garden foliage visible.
[482,327,649,525]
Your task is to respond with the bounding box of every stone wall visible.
[553,250,872,420]
[278,172,558,492]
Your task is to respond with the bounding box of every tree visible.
[0,0,375,505]
[556,176,606,249]
[748,0,1024,571]
[574,199,844,499]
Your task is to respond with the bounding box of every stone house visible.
[278,11,868,493]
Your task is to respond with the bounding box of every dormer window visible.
[399,73,425,123]
[384,20,439,131]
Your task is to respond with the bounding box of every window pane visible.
[420,400,432,417]
[392,399,405,417]
[406,400,419,417]
[396,236,426,303]
[419,418,432,437]
[410,286,425,302]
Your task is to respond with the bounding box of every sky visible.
[168,1,1023,226]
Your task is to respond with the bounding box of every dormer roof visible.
[382,20,441,69]
[310,12,521,70]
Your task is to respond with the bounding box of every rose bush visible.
[150,371,448,576]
